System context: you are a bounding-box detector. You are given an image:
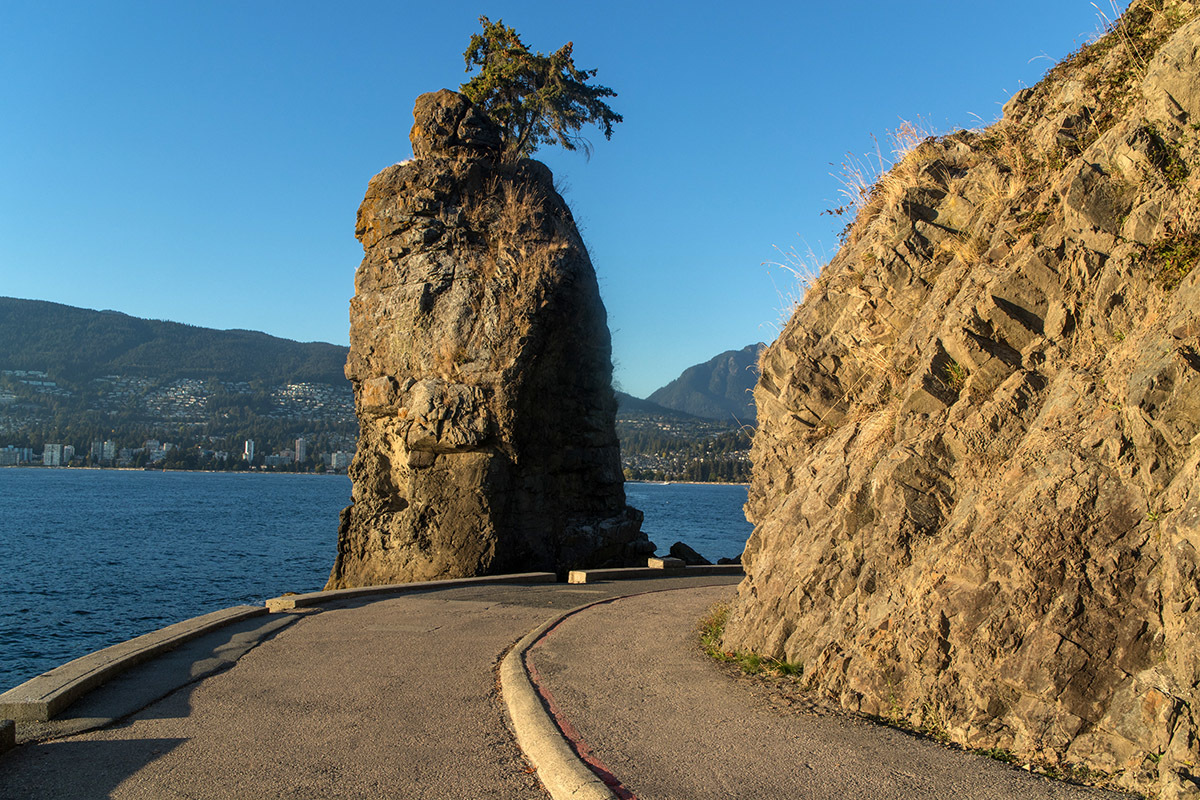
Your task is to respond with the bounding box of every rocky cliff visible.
[327,90,650,589]
[723,4,1200,797]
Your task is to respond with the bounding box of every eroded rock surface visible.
[327,89,649,589]
[724,5,1200,797]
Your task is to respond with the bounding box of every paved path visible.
[530,586,1127,800]
[0,577,1132,799]
[0,578,731,799]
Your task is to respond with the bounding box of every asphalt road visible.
[0,577,734,800]
[530,586,1131,800]
[0,577,1134,800]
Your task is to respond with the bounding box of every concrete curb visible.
[568,563,743,584]
[0,605,268,722]
[265,572,558,612]
[501,580,742,798]
[501,600,620,800]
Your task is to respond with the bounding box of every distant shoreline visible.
[2,467,747,486]
[627,480,749,488]
[0,464,347,476]
[2,465,748,484]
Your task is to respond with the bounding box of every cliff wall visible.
[327,90,650,589]
[723,4,1200,796]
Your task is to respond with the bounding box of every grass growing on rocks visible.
[699,602,801,678]
[700,611,1143,793]
[1143,229,1200,290]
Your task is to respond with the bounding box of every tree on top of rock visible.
[460,17,622,159]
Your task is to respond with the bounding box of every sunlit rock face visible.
[327,90,650,589]
[724,5,1200,797]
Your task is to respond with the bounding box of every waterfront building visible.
[43,444,63,467]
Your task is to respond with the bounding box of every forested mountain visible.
[1,297,752,481]
[647,343,764,423]
[614,391,752,483]
[0,298,354,464]
[0,297,346,384]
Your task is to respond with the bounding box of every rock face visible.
[327,89,650,589]
[723,5,1200,798]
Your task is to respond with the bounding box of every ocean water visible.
[0,469,346,693]
[0,470,751,691]
[624,482,752,563]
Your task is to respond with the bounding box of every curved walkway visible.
[0,577,1132,799]
[528,586,1127,800]
[0,577,732,799]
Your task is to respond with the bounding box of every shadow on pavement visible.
[17,614,297,742]
[0,737,187,799]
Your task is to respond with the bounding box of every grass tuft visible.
[827,118,942,238]
[763,243,825,332]
[699,602,802,678]
[943,360,969,392]
[1143,229,1200,291]
[980,747,1018,764]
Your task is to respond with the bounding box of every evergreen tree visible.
[461,17,622,158]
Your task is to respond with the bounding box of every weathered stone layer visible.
[724,5,1200,798]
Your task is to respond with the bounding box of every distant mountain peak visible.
[646,343,764,423]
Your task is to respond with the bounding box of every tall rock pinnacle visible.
[326,90,651,589]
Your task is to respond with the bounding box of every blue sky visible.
[1,1,1128,398]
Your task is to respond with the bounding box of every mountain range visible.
[1,297,761,416]
[646,343,764,423]
[0,297,757,480]
[0,297,346,385]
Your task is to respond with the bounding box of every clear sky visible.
[1,1,1129,398]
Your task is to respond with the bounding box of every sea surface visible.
[624,482,751,563]
[0,470,752,691]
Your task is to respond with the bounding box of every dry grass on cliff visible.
[763,244,824,331]
[495,180,543,237]
[934,231,987,267]
[829,118,941,238]
[1036,0,1197,141]
[463,173,575,287]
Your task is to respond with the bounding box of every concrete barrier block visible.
[0,719,14,755]
[266,572,558,612]
[567,564,745,584]
[647,557,686,569]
